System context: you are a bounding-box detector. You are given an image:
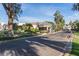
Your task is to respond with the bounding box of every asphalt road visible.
[0,31,72,56]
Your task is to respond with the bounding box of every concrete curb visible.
[0,33,49,43]
[0,31,60,43]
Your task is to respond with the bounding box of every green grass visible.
[74,31,79,36]
[70,32,79,56]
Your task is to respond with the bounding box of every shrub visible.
[0,30,9,38]
[31,28,39,33]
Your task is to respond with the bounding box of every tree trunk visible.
[8,18,14,37]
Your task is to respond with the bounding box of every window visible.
[39,27,47,30]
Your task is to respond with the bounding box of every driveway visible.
[0,31,72,56]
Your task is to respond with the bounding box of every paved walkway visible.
[0,31,72,56]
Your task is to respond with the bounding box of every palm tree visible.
[72,3,79,31]
[2,3,22,36]
[72,3,79,11]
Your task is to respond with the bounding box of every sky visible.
[0,3,79,24]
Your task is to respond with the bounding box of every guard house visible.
[32,22,52,33]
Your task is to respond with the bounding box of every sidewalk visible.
[63,34,73,56]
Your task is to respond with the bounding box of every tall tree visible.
[73,20,79,30]
[2,3,22,36]
[72,3,79,31]
[54,10,65,31]
[72,3,79,11]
